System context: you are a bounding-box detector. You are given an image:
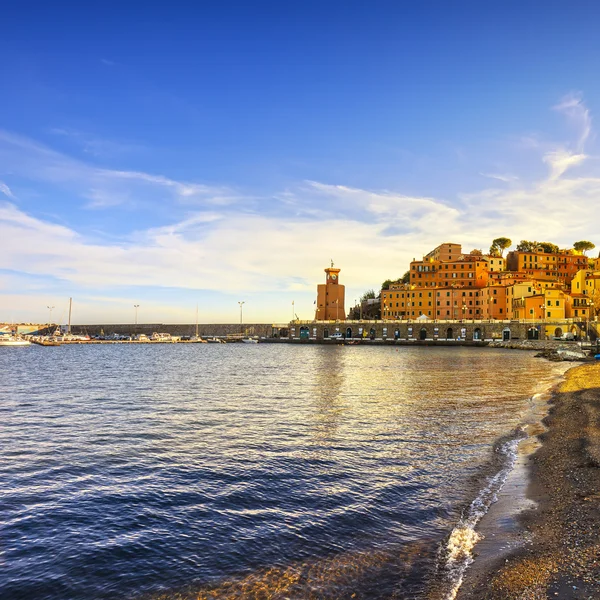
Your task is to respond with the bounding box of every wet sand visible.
[457,362,600,599]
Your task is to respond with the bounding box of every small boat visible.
[242,338,259,344]
[0,336,31,347]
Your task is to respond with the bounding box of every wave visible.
[437,432,524,600]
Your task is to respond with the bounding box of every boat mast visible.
[195,304,199,338]
[68,297,72,334]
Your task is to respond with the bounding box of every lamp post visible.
[47,305,55,333]
[462,304,467,321]
[238,301,245,335]
[134,304,139,337]
[540,303,546,340]
[291,300,295,323]
[586,298,592,342]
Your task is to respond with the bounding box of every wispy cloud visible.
[47,127,145,158]
[0,130,233,211]
[1,93,600,323]
[0,181,15,199]
[553,92,592,152]
[539,92,592,180]
[479,172,518,183]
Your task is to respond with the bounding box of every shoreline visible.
[456,361,600,599]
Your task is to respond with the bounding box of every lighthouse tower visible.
[315,262,345,321]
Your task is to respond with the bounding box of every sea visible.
[0,344,570,599]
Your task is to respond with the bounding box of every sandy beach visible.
[458,361,600,599]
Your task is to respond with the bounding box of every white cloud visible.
[479,173,518,183]
[539,92,593,180]
[0,181,15,199]
[0,130,232,210]
[543,150,587,180]
[553,92,591,152]
[1,94,600,323]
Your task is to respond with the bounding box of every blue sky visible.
[1,1,600,324]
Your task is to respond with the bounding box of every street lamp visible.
[238,301,245,332]
[540,303,546,340]
[462,304,467,320]
[134,304,140,337]
[291,300,295,323]
[586,298,592,342]
[47,305,55,333]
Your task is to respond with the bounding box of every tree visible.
[361,289,376,302]
[470,248,483,256]
[489,237,512,257]
[515,240,559,253]
[381,279,394,291]
[401,270,410,283]
[538,242,559,254]
[516,240,536,252]
[573,240,596,255]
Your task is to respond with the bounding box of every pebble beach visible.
[458,361,600,599]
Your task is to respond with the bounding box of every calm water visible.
[0,344,567,599]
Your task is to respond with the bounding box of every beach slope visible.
[459,362,600,600]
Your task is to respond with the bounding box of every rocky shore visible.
[457,362,600,599]
[488,340,595,362]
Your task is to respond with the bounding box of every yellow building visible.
[315,265,345,321]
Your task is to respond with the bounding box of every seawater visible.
[0,344,568,599]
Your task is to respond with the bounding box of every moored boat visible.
[0,336,32,346]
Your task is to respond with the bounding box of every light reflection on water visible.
[0,344,568,599]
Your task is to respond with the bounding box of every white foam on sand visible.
[441,436,522,600]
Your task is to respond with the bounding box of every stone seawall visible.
[71,323,281,337]
[62,319,595,343]
[290,320,591,342]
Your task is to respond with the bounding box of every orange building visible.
[315,265,345,321]
[409,243,491,289]
[506,248,588,285]
[380,241,597,323]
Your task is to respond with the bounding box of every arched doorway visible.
[473,328,482,340]
[446,327,454,339]
[323,328,329,339]
[419,328,427,340]
[527,327,539,340]
[554,327,563,339]
[502,328,511,341]
[346,327,352,339]
[394,329,400,340]
[300,326,310,339]
[369,328,376,340]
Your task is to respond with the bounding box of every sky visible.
[1,1,600,324]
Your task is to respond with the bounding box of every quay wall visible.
[66,319,597,342]
[289,320,594,342]
[70,323,282,338]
